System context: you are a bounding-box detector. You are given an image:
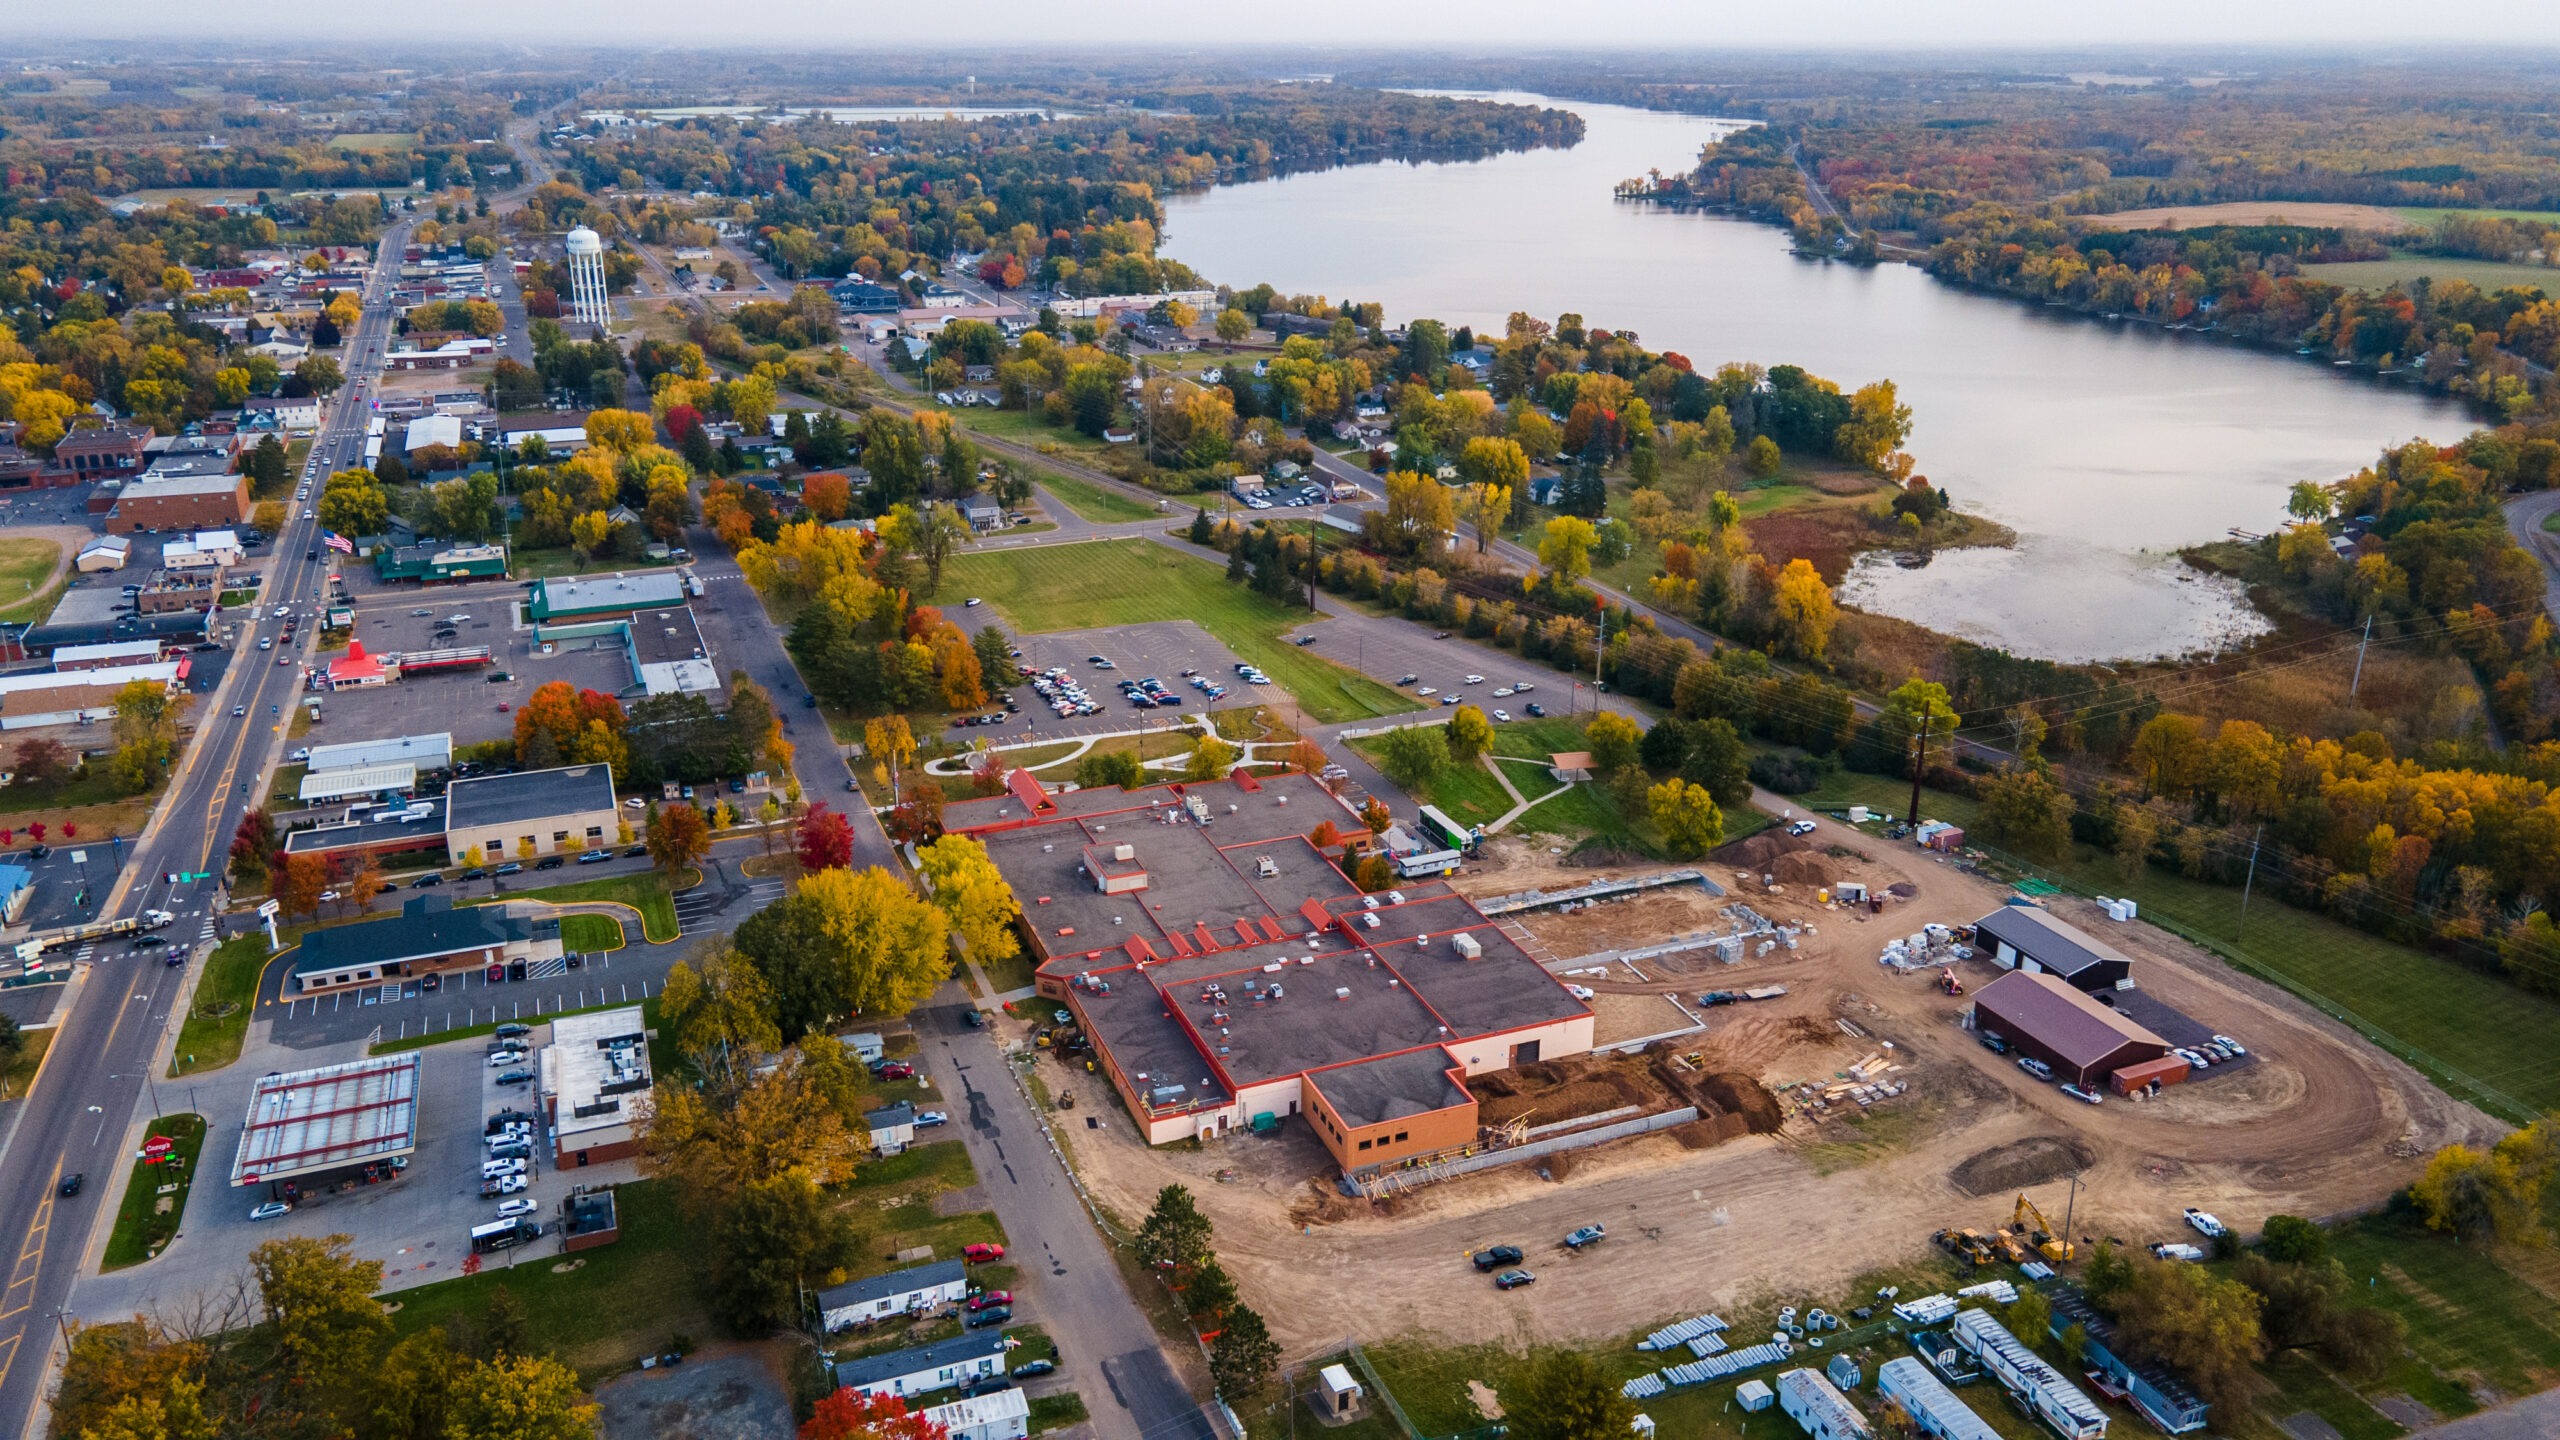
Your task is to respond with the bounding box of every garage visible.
[1970,971,2168,1087]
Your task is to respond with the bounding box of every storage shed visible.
[1971,970,2166,1088]
[1972,905,2134,993]
[2110,1054,2191,1096]
[1736,1379,1775,1413]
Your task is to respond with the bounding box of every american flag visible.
[322,530,353,555]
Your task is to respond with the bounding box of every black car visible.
[1470,1245,1525,1272]
[412,873,444,888]
[462,868,488,881]
[1494,1269,1537,1290]
[534,855,565,871]
[1010,1359,1057,1378]
[964,1305,1012,1329]
[961,1377,1015,1397]
[625,844,649,858]
[961,1008,985,1029]
[57,1173,82,1197]
[1523,703,1546,718]
[132,935,168,950]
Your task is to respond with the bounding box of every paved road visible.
[2502,489,2560,625]
[911,996,1215,1440]
[0,218,414,1438]
[2411,1388,2560,1440]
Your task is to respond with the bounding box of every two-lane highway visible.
[0,219,411,1439]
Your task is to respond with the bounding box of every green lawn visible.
[1354,715,1768,854]
[329,132,416,151]
[101,1114,206,1270]
[2302,251,2558,295]
[558,913,625,952]
[385,1179,708,1380]
[934,541,1419,725]
[837,1140,1007,1281]
[171,935,270,1077]
[2396,205,2560,226]
[0,536,65,625]
[0,1026,52,1101]
[511,545,682,580]
[1034,472,1161,524]
[955,405,1109,454]
[2544,510,2560,535]
[1347,741,1514,829]
[483,870,684,942]
[1028,1393,1089,1435]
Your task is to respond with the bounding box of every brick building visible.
[108,474,250,534]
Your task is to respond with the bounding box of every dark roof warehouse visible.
[1974,904,2135,993]
[1971,970,2167,1086]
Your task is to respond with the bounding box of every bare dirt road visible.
[1050,826,2500,1356]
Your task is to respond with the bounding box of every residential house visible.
[815,1259,970,1333]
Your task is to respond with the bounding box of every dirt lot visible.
[2081,201,2417,232]
[1050,817,2501,1356]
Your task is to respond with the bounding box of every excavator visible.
[2014,1193,2075,1263]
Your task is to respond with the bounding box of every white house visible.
[1776,1367,1872,1440]
[866,1102,917,1155]
[827,1332,1010,1400]
[243,396,322,432]
[815,1258,969,1332]
[75,536,132,573]
[916,1388,1029,1440]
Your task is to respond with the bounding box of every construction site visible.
[1045,817,2502,1355]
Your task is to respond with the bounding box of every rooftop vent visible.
[1334,987,1352,1001]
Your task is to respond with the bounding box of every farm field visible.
[2303,251,2559,294]
[934,540,1418,724]
[2082,201,2416,231]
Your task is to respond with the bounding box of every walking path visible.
[1477,754,1577,833]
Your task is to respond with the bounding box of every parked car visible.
[2184,1208,2228,1238]
[961,1008,985,1029]
[495,1069,534,1087]
[412,874,443,888]
[2212,1033,2248,1055]
[969,1290,1012,1310]
[1010,1359,1058,1379]
[488,1050,525,1067]
[2059,1083,2105,1105]
[1523,703,1546,718]
[577,849,612,864]
[1494,1269,1537,1290]
[872,1061,914,1080]
[964,1243,1006,1263]
[1978,1031,2009,1055]
[493,862,523,876]
[965,1306,1012,1329]
[1471,1245,1525,1272]
[962,1376,1015,1397]
[2017,1056,2056,1082]
[1563,1225,1605,1249]
[496,1198,540,1219]
[1787,820,1818,837]
[534,855,565,870]
[249,1201,291,1221]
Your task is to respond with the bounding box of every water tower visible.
[564,225,610,330]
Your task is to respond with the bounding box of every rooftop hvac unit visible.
[1041,844,1053,853]
[1114,843,1135,862]
[1451,932,1481,959]
[1255,855,1277,877]
[1277,795,1288,805]
[1334,987,1352,1001]
[1386,890,1406,904]
[1362,896,1380,910]
[1361,913,1381,929]
[1263,962,1284,973]
[1270,984,1284,998]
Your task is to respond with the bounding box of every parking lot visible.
[940,618,1259,742]
[309,596,630,750]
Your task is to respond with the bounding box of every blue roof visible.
[829,1331,1008,1391]
[0,864,29,896]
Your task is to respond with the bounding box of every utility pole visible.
[2348,612,2373,698]
[2061,1173,2082,1254]
[2236,823,2265,940]
[1907,709,1932,830]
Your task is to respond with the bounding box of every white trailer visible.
[1949,1309,2107,1440]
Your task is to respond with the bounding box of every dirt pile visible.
[1712,831,1811,871]
[1648,1058,1787,1135]
[1949,1135,2097,1197]
[1668,1112,1757,1148]
[1477,1056,1667,1128]
[1772,850,1841,888]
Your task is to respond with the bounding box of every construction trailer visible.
[2048,1291,2211,1434]
[1775,1367,1873,1440]
[1948,1309,2108,1440]
[1875,1358,2000,1440]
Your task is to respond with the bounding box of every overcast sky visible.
[30,0,2560,48]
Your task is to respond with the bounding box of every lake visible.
[1158,92,2473,662]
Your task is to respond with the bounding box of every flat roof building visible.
[828,1332,1010,1401]
[628,606,720,695]
[916,1388,1030,1440]
[375,540,509,585]
[946,767,1593,1173]
[544,1005,653,1166]
[443,763,620,864]
[1971,970,2167,1087]
[52,639,164,671]
[308,732,455,775]
[297,762,418,804]
[289,894,560,993]
[107,473,248,535]
[229,1054,419,1188]
[527,572,686,623]
[279,797,450,863]
[1974,905,2134,993]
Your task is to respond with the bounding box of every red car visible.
[968,1290,1012,1311]
[874,1061,914,1080]
[964,1243,1005,1264]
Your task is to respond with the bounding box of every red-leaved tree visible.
[796,802,854,872]
[801,1388,949,1440]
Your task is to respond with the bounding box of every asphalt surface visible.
[0,217,415,1437]
[2501,489,2560,625]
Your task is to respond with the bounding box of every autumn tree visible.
[797,803,854,872]
[657,941,784,1080]
[647,802,712,876]
[229,808,280,889]
[801,1387,951,1440]
[1647,778,1726,858]
[441,1353,598,1440]
[1376,725,1449,788]
[1185,735,1238,781]
[1286,737,1328,775]
[1976,763,2077,861]
[111,680,183,792]
[249,1233,391,1391]
[1445,705,1495,763]
[1538,515,1598,586]
[2412,1120,2560,1245]
[1584,712,1642,776]
[278,851,331,919]
[2110,1259,2268,1409]
[917,835,1022,972]
[1768,558,1837,661]
[734,867,951,1038]
[1879,677,1958,824]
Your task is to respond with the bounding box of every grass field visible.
[934,541,1419,725]
[558,913,625,952]
[172,935,270,1077]
[101,1114,206,1270]
[329,132,417,151]
[386,1179,706,1379]
[2396,205,2560,226]
[1355,715,1768,853]
[0,537,65,625]
[954,405,1110,454]
[1033,471,1161,523]
[2302,250,2558,294]
[0,1026,53,1101]
[487,871,684,942]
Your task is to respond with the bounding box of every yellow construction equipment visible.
[1990,1228,2030,1265]
[1933,1227,1994,1267]
[2013,1194,2075,1263]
